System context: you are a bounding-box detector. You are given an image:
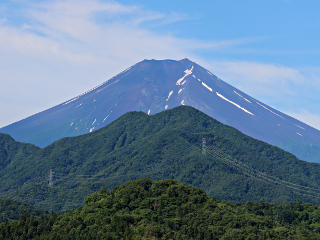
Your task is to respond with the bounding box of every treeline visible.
[1,178,320,239]
[0,198,45,223]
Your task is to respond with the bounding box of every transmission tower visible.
[202,138,206,155]
[48,169,53,188]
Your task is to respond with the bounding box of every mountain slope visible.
[1,59,320,163]
[1,106,320,211]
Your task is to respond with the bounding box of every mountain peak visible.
[180,57,193,62]
[140,58,194,64]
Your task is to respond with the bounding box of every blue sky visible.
[1,0,320,129]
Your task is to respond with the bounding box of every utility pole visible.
[49,169,53,188]
[202,138,206,155]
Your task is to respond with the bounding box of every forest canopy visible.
[1,178,320,239]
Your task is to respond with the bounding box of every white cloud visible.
[210,61,305,97]
[206,60,320,130]
[0,0,250,128]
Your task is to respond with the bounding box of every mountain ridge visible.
[1,106,320,211]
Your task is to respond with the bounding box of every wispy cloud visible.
[0,0,251,127]
[210,61,305,96]
[207,60,320,130]
[0,0,249,66]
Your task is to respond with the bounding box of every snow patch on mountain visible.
[295,124,305,130]
[78,81,109,98]
[234,91,251,103]
[166,91,173,101]
[176,66,193,85]
[216,92,254,116]
[255,101,284,119]
[103,115,109,122]
[202,82,212,92]
[64,97,79,105]
[181,100,185,105]
[148,109,151,115]
[296,132,303,136]
[165,105,168,109]
[92,119,96,125]
[178,89,183,94]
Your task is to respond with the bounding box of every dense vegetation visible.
[0,198,45,223]
[2,178,320,239]
[1,106,320,211]
[0,133,39,171]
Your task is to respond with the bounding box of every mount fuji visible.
[1,58,320,162]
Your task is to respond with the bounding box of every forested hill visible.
[2,178,320,239]
[0,133,39,171]
[2,106,320,211]
[0,198,45,223]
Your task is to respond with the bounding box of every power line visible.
[202,137,206,155]
[200,141,320,199]
[49,169,53,188]
[2,137,320,208]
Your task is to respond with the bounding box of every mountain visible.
[2,178,320,239]
[1,59,319,162]
[2,106,320,211]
